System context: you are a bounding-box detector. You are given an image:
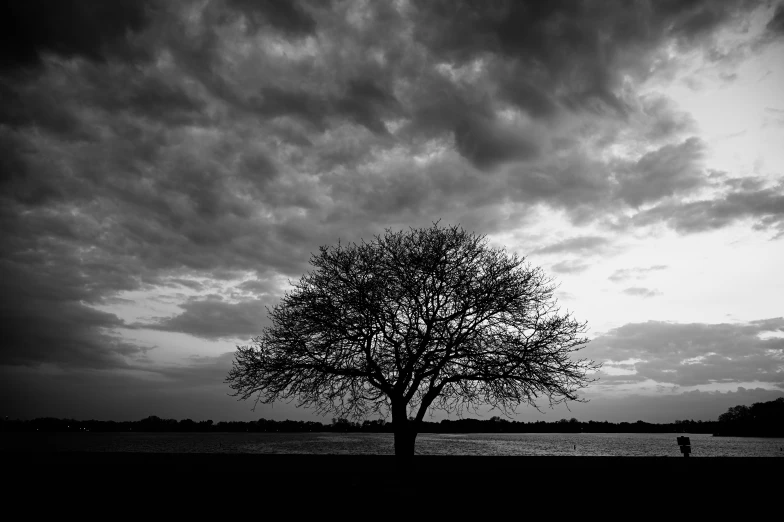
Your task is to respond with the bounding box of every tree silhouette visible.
[226,223,599,457]
[717,397,784,436]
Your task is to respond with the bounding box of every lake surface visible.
[5,432,784,457]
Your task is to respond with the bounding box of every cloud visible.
[141,297,273,340]
[766,3,784,36]
[609,265,668,282]
[550,260,591,274]
[453,113,540,170]
[499,129,711,226]
[632,178,784,237]
[234,278,281,296]
[0,0,154,72]
[168,278,206,292]
[250,78,401,135]
[637,95,698,142]
[0,296,148,369]
[226,0,317,36]
[615,138,706,207]
[622,287,662,298]
[586,318,784,388]
[504,153,615,215]
[532,236,611,256]
[0,236,148,369]
[0,0,777,379]
[0,352,262,422]
[414,0,754,102]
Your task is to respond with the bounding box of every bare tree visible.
[226,223,599,456]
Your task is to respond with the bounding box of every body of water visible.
[4,431,784,457]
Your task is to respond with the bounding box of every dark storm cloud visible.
[390,0,734,182]
[0,80,87,137]
[0,299,146,369]
[226,0,317,35]
[142,297,273,340]
[587,319,784,388]
[0,353,258,422]
[505,153,614,214]
[250,78,400,135]
[478,95,705,219]
[0,258,147,368]
[615,138,705,207]
[638,95,697,143]
[412,0,756,111]
[532,236,610,256]
[0,0,775,377]
[453,113,539,170]
[766,2,784,35]
[89,71,209,127]
[0,183,154,369]
[234,278,280,295]
[632,178,784,236]
[496,72,559,120]
[0,0,153,72]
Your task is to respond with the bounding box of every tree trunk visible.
[391,403,417,459]
[393,427,417,457]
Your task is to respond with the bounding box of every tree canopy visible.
[716,397,784,436]
[226,223,599,455]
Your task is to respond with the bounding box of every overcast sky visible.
[2,0,783,423]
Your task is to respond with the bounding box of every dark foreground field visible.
[4,453,779,499]
[2,453,780,517]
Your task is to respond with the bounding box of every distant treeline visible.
[2,398,781,436]
[0,415,719,434]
